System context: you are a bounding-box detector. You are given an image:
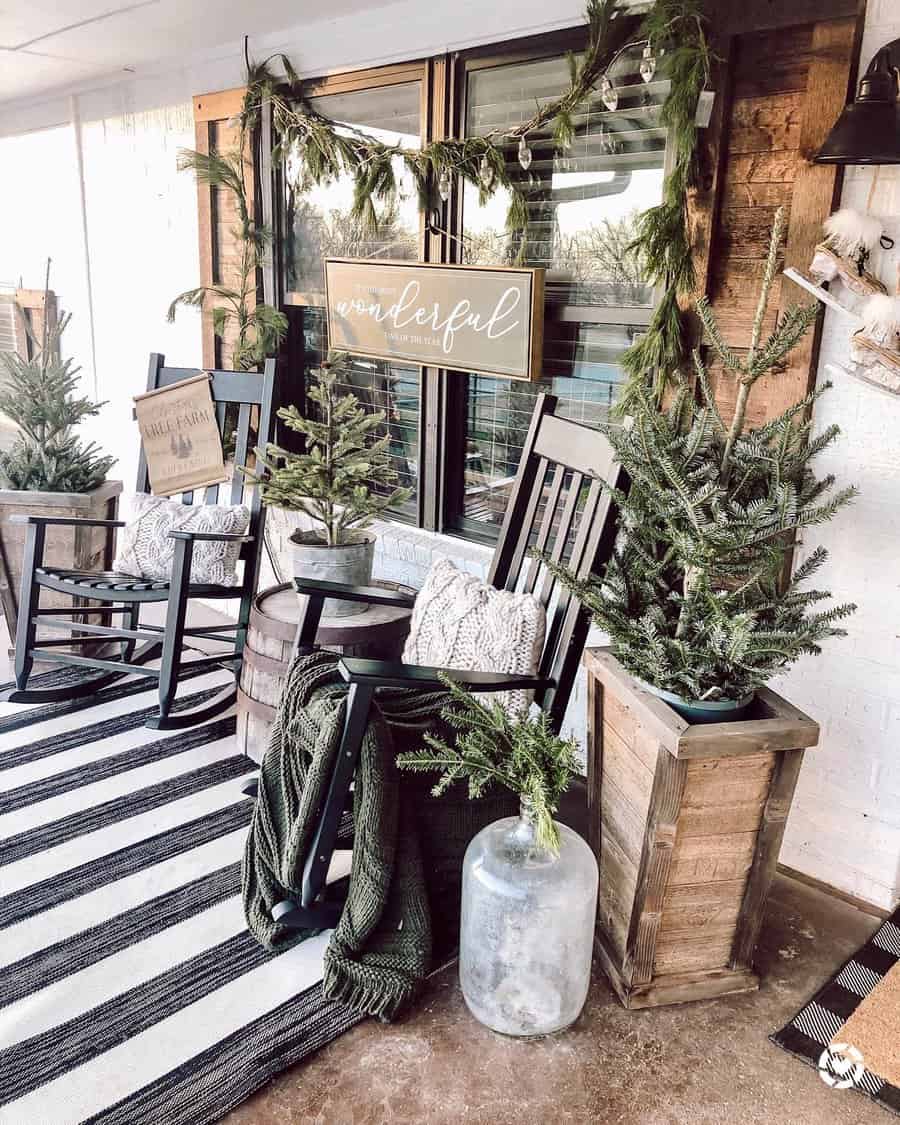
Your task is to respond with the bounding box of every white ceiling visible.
[0,0,374,106]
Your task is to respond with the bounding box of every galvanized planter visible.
[290,530,375,618]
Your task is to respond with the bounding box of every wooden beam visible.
[687,35,735,313]
[730,747,806,970]
[622,750,688,987]
[709,0,863,37]
[192,87,251,369]
[773,16,860,419]
[193,88,246,123]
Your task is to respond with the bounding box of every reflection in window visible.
[283,82,422,519]
[455,49,666,535]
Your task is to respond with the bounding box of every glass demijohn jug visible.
[459,801,599,1036]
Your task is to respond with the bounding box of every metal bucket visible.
[290,531,375,618]
[636,678,756,725]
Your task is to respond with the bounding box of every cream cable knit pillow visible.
[403,557,546,715]
[113,493,250,587]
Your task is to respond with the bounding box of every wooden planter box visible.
[0,481,123,645]
[584,648,820,1009]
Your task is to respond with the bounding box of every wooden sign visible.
[134,374,227,497]
[325,258,544,381]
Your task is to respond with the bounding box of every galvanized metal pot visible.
[290,530,375,618]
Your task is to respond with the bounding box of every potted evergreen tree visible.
[544,210,857,1007]
[0,293,119,641]
[244,352,411,617]
[547,208,856,720]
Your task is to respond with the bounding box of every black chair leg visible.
[122,602,140,663]
[152,539,193,728]
[13,522,46,690]
[272,681,374,930]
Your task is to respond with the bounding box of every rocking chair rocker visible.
[252,392,625,931]
[2,354,276,730]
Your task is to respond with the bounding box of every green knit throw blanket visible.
[242,649,446,1021]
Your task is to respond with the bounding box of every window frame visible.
[271,22,662,543]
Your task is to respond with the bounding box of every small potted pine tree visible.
[544,210,858,1007]
[0,288,119,641]
[244,352,411,617]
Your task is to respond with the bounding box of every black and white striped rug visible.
[0,665,362,1125]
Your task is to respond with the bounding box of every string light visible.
[599,74,618,111]
[438,168,451,202]
[517,135,533,171]
[640,43,657,83]
[479,152,495,190]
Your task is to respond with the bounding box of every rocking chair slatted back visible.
[135,354,276,567]
[487,393,621,731]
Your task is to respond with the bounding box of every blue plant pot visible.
[636,679,756,724]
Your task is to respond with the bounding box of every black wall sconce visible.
[815,38,900,165]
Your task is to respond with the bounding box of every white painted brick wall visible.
[773,8,900,913]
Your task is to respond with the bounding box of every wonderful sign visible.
[325,258,544,381]
[134,373,227,497]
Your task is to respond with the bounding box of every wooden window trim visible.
[192,87,250,368]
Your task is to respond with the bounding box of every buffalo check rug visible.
[771,906,900,1117]
[0,665,362,1125]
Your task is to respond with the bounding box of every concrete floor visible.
[221,869,889,1124]
[2,616,889,1124]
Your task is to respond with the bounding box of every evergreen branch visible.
[397,675,580,854]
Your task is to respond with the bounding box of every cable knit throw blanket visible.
[242,650,446,1021]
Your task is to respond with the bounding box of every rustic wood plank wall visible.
[13,288,58,361]
[699,11,862,428]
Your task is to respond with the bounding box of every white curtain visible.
[0,101,203,491]
[79,101,202,490]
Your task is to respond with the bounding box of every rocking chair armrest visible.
[294,577,417,610]
[12,515,125,529]
[167,530,255,544]
[338,657,551,693]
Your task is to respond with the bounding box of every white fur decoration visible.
[824,208,884,257]
[858,294,900,348]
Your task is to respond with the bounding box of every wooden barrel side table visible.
[237,580,415,763]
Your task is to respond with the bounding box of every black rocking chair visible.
[3,353,276,730]
[259,392,625,930]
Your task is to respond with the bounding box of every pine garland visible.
[619,0,712,407]
[242,0,633,263]
[240,0,706,287]
[396,675,580,854]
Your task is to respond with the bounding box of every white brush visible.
[858,294,900,347]
[824,208,884,257]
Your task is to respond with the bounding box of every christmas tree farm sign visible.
[325,258,544,381]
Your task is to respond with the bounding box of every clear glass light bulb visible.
[600,74,618,112]
[438,168,451,202]
[517,136,532,170]
[479,152,494,189]
[640,43,657,84]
